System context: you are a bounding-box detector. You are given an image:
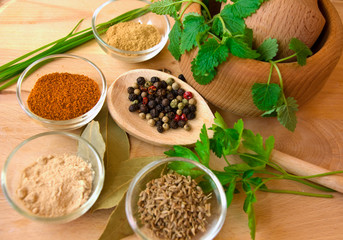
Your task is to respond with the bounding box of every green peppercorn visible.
[159,112,165,119]
[167,85,172,91]
[153,117,159,121]
[178,102,185,110]
[162,123,170,130]
[182,99,188,106]
[144,81,152,88]
[146,113,152,120]
[176,109,182,116]
[131,100,139,105]
[172,82,180,90]
[189,98,197,105]
[139,113,146,119]
[133,83,139,89]
[166,77,174,86]
[184,124,191,131]
[134,89,141,95]
[170,99,178,108]
[148,119,156,127]
[162,116,169,123]
[176,95,182,101]
[141,92,147,98]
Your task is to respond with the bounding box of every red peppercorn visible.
[181,113,188,121]
[148,86,157,94]
[174,114,181,122]
[183,91,193,100]
[140,86,147,92]
[142,97,148,105]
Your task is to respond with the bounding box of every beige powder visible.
[105,21,161,51]
[16,154,94,217]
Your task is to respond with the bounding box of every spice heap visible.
[27,72,100,120]
[138,173,211,240]
[106,21,161,51]
[16,154,94,217]
[127,76,197,133]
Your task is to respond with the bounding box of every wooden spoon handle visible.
[271,150,343,193]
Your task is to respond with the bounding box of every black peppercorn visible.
[160,80,168,89]
[164,105,172,113]
[148,94,154,101]
[170,120,179,129]
[150,109,159,118]
[156,104,163,113]
[148,100,156,109]
[177,88,185,96]
[128,93,137,101]
[127,87,134,94]
[155,96,163,104]
[187,112,196,120]
[137,77,145,86]
[157,125,164,133]
[139,104,149,113]
[182,107,190,115]
[151,76,160,83]
[137,95,143,103]
[162,98,170,107]
[178,120,186,128]
[188,105,196,113]
[153,81,162,89]
[167,112,175,120]
[156,120,163,127]
[129,104,139,112]
[178,74,186,82]
[171,89,179,97]
[166,93,174,101]
[156,89,167,97]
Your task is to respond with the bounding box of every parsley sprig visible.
[165,112,343,240]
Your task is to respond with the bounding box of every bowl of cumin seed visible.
[126,157,227,240]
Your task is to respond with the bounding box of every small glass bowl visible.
[126,157,227,240]
[92,0,170,63]
[16,54,107,131]
[1,131,105,223]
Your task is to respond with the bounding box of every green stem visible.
[177,1,192,20]
[217,15,231,37]
[238,153,287,175]
[192,0,211,19]
[223,155,231,166]
[208,32,221,42]
[274,53,297,63]
[283,175,334,192]
[267,63,274,85]
[270,61,287,103]
[286,170,343,180]
[260,188,333,198]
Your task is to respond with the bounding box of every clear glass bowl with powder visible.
[92,0,170,63]
[1,131,104,223]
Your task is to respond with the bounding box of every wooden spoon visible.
[107,69,214,146]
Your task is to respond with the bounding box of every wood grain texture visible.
[107,69,214,146]
[179,0,343,116]
[0,1,343,240]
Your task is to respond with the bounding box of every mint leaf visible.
[227,0,262,18]
[252,83,281,111]
[276,97,298,132]
[243,27,253,48]
[257,37,278,61]
[193,38,229,75]
[191,59,217,85]
[227,38,260,59]
[168,20,182,60]
[289,38,312,66]
[261,108,277,117]
[164,145,199,162]
[194,125,210,167]
[181,13,210,53]
[150,0,180,17]
[220,7,246,34]
[212,16,223,37]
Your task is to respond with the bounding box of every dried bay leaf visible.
[94,102,109,166]
[98,194,133,240]
[92,155,163,211]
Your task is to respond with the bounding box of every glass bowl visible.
[1,131,105,223]
[16,54,107,131]
[126,157,227,240]
[92,0,170,63]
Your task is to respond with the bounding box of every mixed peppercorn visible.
[127,75,197,133]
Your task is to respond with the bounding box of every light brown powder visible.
[16,154,94,217]
[105,21,161,51]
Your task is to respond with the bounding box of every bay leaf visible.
[92,156,163,211]
[98,194,133,240]
[94,102,109,166]
[78,120,106,161]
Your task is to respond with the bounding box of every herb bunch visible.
[151,0,313,131]
[165,112,342,240]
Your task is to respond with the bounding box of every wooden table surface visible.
[1,0,343,239]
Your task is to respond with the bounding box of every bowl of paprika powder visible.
[16,54,107,130]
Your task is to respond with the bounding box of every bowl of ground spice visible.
[16,54,107,130]
[1,131,104,223]
[126,157,227,240]
[92,0,170,63]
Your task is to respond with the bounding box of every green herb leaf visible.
[261,108,277,117]
[257,37,278,61]
[252,83,281,111]
[227,38,260,59]
[226,178,237,207]
[211,17,223,37]
[181,13,210,53]
[220,8,246,34]
[243,27,254,48]
[165,145,200,162]
[289,38,312,66]
[243,169,255,179]
[213,170,238,185]
[249,177,267,190]
[244,192,257,240]
[214,111,229,129]
[192,38,229,75]
[191,60,217,85]
[149,0,180,18]
[168,161,204,178]
[168,20,182,60]
[226,0,262,18]
[276,97,298,132]
[194,125,210,167]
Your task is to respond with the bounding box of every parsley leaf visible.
[257,37,278,61]
[213,111,228,129]
[226,178,237,207]
[244,192,257,240]
[180,13,210,53]
[252,83,281,111]
[276,97,298,132]
[149,0,180,18]
[289,38,312,66]
[194,125,210,168]
[164,145,199,162]
[168,20,182,60]
[227,38,260,59]
[192,38,229,75]
[227,0,262,18]
[242,129,274,162]
[168,161,205,178]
